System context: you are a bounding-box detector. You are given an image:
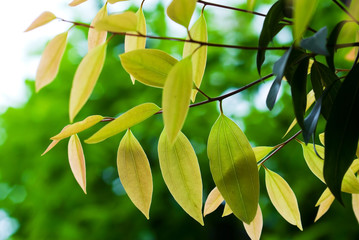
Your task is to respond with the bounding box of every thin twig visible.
[332,0,359,25]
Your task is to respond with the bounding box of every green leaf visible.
[247,0,256,11]
[68,134,86,194]
[324,63,359,203]
[25,11,57,32]
[69,43,107,122]
[117,130,152,219]
[166,0,196,28]
[93,12,137,33]
[243,205,263,240]
[326,21,348,71]
[353,191,359,223]
[203,187,224,217]
[88,4,108,51]
[158,130,203,225]
[162,57,193,144]
[300,27,329,56]
[293,0,318,40]
[120,49,178,88]
[207,114,259,223]
[86,103,160,144]
[265,168,303,230]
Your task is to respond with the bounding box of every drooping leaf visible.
[300,27,329,56]
[243,205,263,240]
[293,0,318,40]
[300,142,325,182]
[86,103,160,144]
[162,57,193,144]
[324,63,359,203]
[88,4,108,51]
[51,115,104,140]
[326,21,349,71]
[166,0,196,28]
[117,130,152,219]
[207,114,259,224]
[353,192,359,223]
[68,134,86,194]
[108,0,128,3]
[120,49,178,88]
[35,32,68,92]
[253,146,274,162]
[69,43,107,122]
[69,0,88,6]
[94,12,137,33]
[265,168,303,230]
[303,96,322,144]
[314,194,335,222]
[25,11,56,32]
[183,13,207,102]
[41,140,60,156]
[203,187,224,217]
[158,130,203,225]
[222,203,232,217]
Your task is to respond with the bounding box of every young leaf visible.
[314,194,335,222]
[166,0,196,28]
[88,4,108,51]
[25,11,56,32]
[94,12,137,33]
[35,32,68,92]
[183,13,207,102]
[353,193,359,223]
[158,130,203,225]
[203,187,224,217]
[324,63,359,203]
[265,168,302,230]
[124,7,147,84]
[293,0,318,40]
[69,0,88,7]
[222,203,232,217]
[86,103,160,144]
[69,43,107,122]
[243,205,263,240]
[68,135,86,194]
[41,140,60,156]
[253,146,274,162]
[117,130,152,219]
[162,57,193,144]
[51,115,104,140]
[120,49,178,88]
[300,142,325,182]
[300,27,329,56]
[207,114,259,224]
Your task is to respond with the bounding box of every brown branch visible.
[332,0,359,25]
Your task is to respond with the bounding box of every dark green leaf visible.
[300,27,329,56]
[303,96,322,144]
[326,21,348,71]
[283,48,307,84]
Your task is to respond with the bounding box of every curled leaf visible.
[88,4,108,51]
[166,0,196,28]
[94,12,137,33]
[25,11,56,32]
[243,205,263,240]
[68,135,86,194]
[203,187,224,217]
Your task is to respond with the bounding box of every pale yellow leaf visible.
[222,203,232,217]
[265,168,302,230]
[314,194,334,222]
[167,0,197,28]
[25,11,56,32]
[294,0,318,41]
[117,130,152,219]
[253,146,273,162]
[120,49,178,88]
[158,130,203,225]
[69,0,87,6]
[300,142,325,182]
[41,140,60,156]
[183,13,207,102]
[108,0,128,3]
[203,187,224,216]
[342,168,359,194]
[243,205,263,240]
[86,103,160,144]
[68,135,86,194]
[353,193,359,224]
[69,43,107,122]
[94,12,137,33]
[315,188,332,207]
[88,4,108,51]
[51,115,104,140]
[35,32,68,92]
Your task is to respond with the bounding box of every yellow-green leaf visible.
[108,0,128,3]
[207,114,259,224]
[203,187,224,217]
[35,32,68,92]
[342,168,359,194]
[353,192,359,223]
[68,134,86,194]
[117,129,152,219]
[167,0,196,28]
[51,115,104,140]
[158,130,203,225]
[162,57,193,144]
[316,188,332,206]
[243,205,263,240]
[86,103,160,144]
[265,168,302,230]
[351,159,359,173]
[314,194,334,222]
[69,0,88,6]
[94,12,137,33]
[247,0,256,11]
[25,11,56,32]
[253,146,273,162]
[300,142,325,182]
[69,43,107,122]
[183,13,207,102]
[294,0,318,41]
[120,49,178,88]
[125,7,147,84]
[222,203,232,217]
[88,4,108,51]
[41,140,60,156]
[319,132,325,145]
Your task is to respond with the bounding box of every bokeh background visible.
[0,0,358,239]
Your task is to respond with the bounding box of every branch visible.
[332,0,359,25]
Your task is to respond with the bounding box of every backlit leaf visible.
[86,103,160,144]
[293,0,318,40]
[166,0,196,28]
[108,0,128,3]
[247,0,256,11]
[117,130,152,219]
[265,168,302,230]
[162,57,193,144]
[314,194,335,222]
[69,0,87,6]
[341,168,359,194]
[120,49,178,88]
[94,12,137,33]
[243,205,263,240]
[300,142,325,182]
[319,132,325,145]
[88,4,108,51]
[353,192,359,223]
[158,130,203,225]
[316,188,332,206]
[25,11,56,32]
[35,32,68,92]
[222,203,232,217]
[207,114,259,224]
[203,187,223,217]
[41,140,60,156]
[253,146,274,162]
[69,43,107,122]
[68,135,86,194]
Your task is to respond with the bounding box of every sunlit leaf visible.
[319,132,325,146]
[88,4,108,51]
[108,0,128,3]
[69,0,87,6]
[314,194,335,222]
[351,159,359,172]
[243,205,263,240]
[41,140,60,156]
[300,142,325,182]
[86,103,160,144]
[265,168,302,230]
[25,11,56,32]
[222,203,232,217]
[120,49,178,88]
[341,168,359,194]
[158,130,203,225]
[316,188,332,206]
[293,0,318,40]
[207,114,259,224]
[35,32,68,92]
[353,192,359,223]
[253,146,273,162]
[94,12,137,33]
[203,187,223,217]
[166,0,196,28]
[68,135,86,194]
[117,129,152,219]
[162,57,193,144]
[69,43,107,122]
[183,13,207,102]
